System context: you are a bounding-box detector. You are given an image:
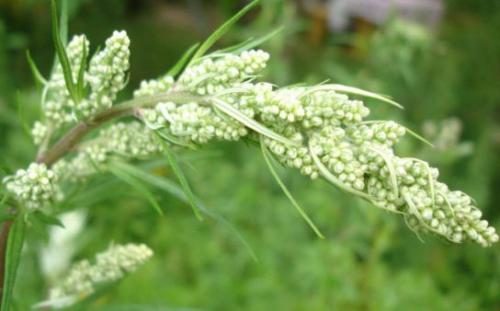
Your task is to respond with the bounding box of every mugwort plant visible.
[0,0,497,309]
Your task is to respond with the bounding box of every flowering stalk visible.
[35,243,153,309]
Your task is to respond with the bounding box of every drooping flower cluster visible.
[126,49,497,246]
[47,243,152,308]
[2,163,61,210]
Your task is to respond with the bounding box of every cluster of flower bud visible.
[31,121,48,145]
[32,31,130,146]
[53,121,163,180]
[49,243,153,306]
[302,91,370,129]
[134,75,175,98]
[262,126,319,179]
[178,49,269,95]
[349,121,406,147]
[363,155,499,246]
[2,163,61,210]
[260,88,306,123]
[82,30,130,118]
[311,127,366,191]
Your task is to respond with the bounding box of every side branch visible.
[36,91,197,166]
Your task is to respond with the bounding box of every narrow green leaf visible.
[25,51,47,85]
[360,120,434,147]
[32,211,65,228]
[59,0,69,45]
[50,0,78,103]
[261,141,324,239]
[211,98,299,146]
[110,161,257,261]
[217,26,284,54]
[156,139,204,221]
[1,216,26,311]
[167,42,200,78]
[305,84,403,109]
[76,39,88,99]
[111,161,185,202]
[108,164,163,216]
[404,126,435,148]
[187,0,260,67]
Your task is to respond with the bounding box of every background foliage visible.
[0,0,499,310]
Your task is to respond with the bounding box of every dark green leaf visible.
[1,216,26,311]
[50,0,78,103]
[108,164,163,216]
[157,140,204,221]
[25,51,47,86]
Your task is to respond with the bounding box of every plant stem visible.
[0,219,13,300]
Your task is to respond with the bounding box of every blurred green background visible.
[0,0,499,310]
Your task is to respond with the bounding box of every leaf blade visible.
[308,84,403,109]
[156,140,204,220]
[212,98,298,146]
[187,0,260,67]
[217,26,284,54]
[1,216,26,311]
[261,140,324,239]
[108,164,163,216]
[50,0,78,103]
[25,51,48,85]
[110,161,257,261]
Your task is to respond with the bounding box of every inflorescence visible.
[3,163,61,210]
[46,243,152,307]
[4,30,497,247]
